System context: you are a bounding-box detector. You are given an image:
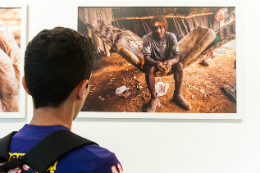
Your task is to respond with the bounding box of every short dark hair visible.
[24,27,95,109]
[150,15,168,30]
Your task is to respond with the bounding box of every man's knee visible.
[172,61,183,73]
[176,62,183,72]
[144,64,156,76]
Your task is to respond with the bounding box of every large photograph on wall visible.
[75,5,242,119]
[0,4,27,118]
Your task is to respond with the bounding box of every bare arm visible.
[164,33,181,69]
[0,28,20,112]
[144,55,161,67]
[0,48,19,112]
[0,28,20,87]
[164,54,180,70]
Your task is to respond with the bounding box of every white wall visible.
[1,0,260,172]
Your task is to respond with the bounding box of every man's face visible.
[152,25,166,40]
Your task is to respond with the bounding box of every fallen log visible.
[221,84,236,104]
[200,21,236,56]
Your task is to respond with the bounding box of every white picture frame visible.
[73,2,244,120]
[0,3,27,118]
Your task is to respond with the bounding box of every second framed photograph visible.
[74,4,243,119]
[0,3,27,118]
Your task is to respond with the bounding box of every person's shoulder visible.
[58,144,121,172]
[143,32,153,40]
[79,145,122,172]
[166,31,177,40]
[48,143,121,173]
[71,144,120,165]
[81,144,116,160]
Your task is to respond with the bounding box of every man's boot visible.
[199,58,209,66]
[147,96,159,112]
[172,94,192,110]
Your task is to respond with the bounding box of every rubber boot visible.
[172,94,192,110]
[147,96,159,112]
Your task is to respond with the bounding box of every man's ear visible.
[22,76,31,95]
[78,79,89,101]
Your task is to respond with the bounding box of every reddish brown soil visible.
[82,46,236,113]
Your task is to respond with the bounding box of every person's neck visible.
[29,103,75,130]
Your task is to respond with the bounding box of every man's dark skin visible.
[144,25,183,100]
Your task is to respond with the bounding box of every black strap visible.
[0,130,97,173]
[0,159,25,170]
[0,131,17,162]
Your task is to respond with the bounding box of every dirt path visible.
[82,46,236,113]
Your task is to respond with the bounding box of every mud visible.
[82,46,236,113]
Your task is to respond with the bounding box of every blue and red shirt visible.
[5,124,123,173]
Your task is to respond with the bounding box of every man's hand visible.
[158,62,168,73]
[164,60,173,72]
[144,55,161,68]
[151,61,169,74]
[163,54,181,72]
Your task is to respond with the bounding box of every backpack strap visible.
[0,131,17,162]
[0,130,98,173]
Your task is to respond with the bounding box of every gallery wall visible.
[1,0,260,173]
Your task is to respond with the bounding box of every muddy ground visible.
[82,46,236,113]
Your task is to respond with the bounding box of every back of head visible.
[24,27,95,109]
[150,15,168,30]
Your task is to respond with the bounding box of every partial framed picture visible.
[0,3,27,118]
[74,3,244,119]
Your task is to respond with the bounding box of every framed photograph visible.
[0,3,27,118]
[73,2,244,119]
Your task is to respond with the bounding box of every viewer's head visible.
[24,27,95,109]
[150,15,168,40]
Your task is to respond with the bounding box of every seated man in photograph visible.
[7,27,123,172]
[142,15,191,112]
